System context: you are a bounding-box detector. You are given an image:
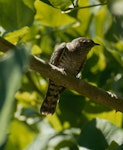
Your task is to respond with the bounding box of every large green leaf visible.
[0,44,30,147]
[0,0,35,30]
[78,118,123,150]
[35,1,77,27]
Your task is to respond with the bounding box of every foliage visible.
[0,0,123,149]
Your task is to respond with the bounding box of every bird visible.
[40,37,99,115]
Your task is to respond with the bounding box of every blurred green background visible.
[0,0,123,149]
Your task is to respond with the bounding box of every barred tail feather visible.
[40,94,59,115]
[40,80,64,115]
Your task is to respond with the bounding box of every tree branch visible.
[0,37,123,113]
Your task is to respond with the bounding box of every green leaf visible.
[58,91,86,128]
[0,0,35,30]
[4,27,30,44]
[22,0,35,11]
[107,141,120,150]
[0,45,30,146]
[5,120,36,150]
[48,0,73,10]
[78,118,123,150]
[35,1,76,27]
[41,0,75,10]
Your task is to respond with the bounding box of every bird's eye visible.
[83,41,88,45]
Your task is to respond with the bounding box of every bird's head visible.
[67,37,99,52]
[73,37,99,49]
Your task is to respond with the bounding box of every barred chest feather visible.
[51,47,87,76]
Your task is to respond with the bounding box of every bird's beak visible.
[94,42,100,46]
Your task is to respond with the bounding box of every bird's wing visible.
[40,42,67,115]
[50,42,67,66]
[77,57,87,74]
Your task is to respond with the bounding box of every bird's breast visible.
[57,51,85,76]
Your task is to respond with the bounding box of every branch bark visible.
[0,37,123,113]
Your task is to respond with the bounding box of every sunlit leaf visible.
[5,120,35,150]
[4,27,30,44]
[35,0,76,27]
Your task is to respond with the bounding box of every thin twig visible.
[62,2,107,13]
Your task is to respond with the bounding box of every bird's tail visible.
[40,80,64,115]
